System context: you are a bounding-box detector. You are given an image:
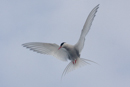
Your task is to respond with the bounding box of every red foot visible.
[73,59,77,64]
[75,59,77,64]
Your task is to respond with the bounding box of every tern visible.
[23,4,99,77]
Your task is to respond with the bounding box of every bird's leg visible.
[75,59,77,64]
[73,61,74,64]
[73,59,77,64]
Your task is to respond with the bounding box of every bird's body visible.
[61,43,80,62]
[23,5,99,77]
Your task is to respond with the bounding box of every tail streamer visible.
[61,58,97,79]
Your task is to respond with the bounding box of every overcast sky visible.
[1,0,130,87]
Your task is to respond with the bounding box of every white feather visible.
[61,58,97,79]
[23,42,69,61]
[75,4,99,53]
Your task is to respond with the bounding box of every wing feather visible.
[75,4,99,53]
[22,42,69,61]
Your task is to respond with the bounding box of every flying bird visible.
[22,4,99,77]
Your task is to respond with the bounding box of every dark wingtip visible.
[22,43,26,47]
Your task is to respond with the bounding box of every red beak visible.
[58,46,62,50]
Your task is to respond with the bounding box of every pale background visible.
[1,0,130,87]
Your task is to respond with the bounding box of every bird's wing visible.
[75,4,99,53]
[22,42,69,61]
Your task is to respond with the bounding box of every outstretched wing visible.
[75,4,99,53]
[22,42,69,61]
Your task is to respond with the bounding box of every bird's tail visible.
[61,58,97,78]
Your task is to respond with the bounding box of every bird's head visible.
[58,42,66,50]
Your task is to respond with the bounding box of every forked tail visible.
[61,58,97,79]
